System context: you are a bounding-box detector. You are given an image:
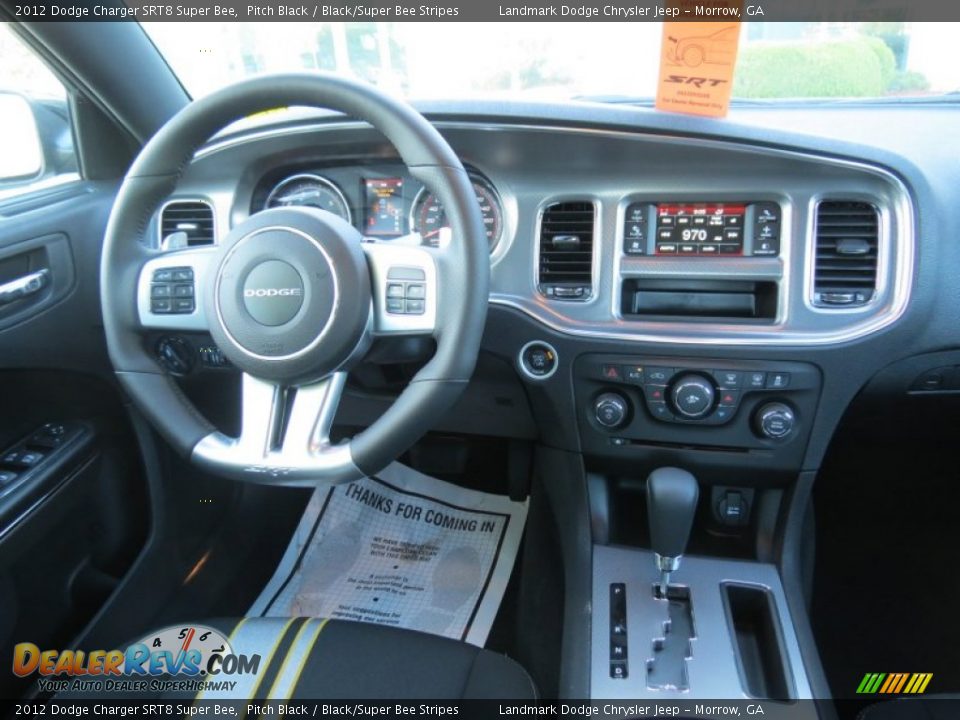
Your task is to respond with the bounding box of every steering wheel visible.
[100,74,489,486]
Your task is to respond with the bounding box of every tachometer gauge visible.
[411,176,503,252]
[265,174,352,224]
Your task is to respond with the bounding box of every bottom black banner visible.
[1,698,957,720]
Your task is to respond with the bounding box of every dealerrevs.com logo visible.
[12,625,261,694]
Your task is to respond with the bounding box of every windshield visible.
[142,22,960,103]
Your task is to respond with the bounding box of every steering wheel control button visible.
[755,403,796,439]
[405,283,426,300]
[671,375,716,419]
[242,260,305,326]
[405,299,425,315]
[594,393,629,429]
[151,267,196,314]
[519,341,558,381]
[386,280,428,314]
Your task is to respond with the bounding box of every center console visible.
[591,546,813,701]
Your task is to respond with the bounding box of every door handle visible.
[0,268,49,307]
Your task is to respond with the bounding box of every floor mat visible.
[249,462,528,646]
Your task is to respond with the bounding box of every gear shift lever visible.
[646,467,699,596]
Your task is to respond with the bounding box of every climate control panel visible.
[575,354,821,475]
[599,363,795,429]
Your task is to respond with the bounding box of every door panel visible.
[0,182,150,699]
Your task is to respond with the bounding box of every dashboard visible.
[146,99,959,484]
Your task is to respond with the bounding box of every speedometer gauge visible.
[265,174,352,224]
[411,176,503,252]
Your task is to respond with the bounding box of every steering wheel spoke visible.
[137,246,217,331]
[193,372,358,484]
[362,239,439,337]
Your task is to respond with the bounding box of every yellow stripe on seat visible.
[195,619,248,702]
[266,618,329,702]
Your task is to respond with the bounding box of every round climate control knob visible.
[755,402,796,439]
[594,393,629,429]
[670,375,716,419]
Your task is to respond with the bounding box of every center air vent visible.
[813,200,879,307]
[160,200,215,248]
[538,200,595,300]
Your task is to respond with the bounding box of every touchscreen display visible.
[363,178,405,237]
[655,203,745,255]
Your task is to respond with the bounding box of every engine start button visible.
[242,260,304,326]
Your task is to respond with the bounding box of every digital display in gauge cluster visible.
[363,177,405,237]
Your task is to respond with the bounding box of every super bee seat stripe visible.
[265,618,328,701]
[197,617,299,702]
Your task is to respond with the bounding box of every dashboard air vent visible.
[538,201,595,300]
[813,200,879,307]
[160,200,215,248]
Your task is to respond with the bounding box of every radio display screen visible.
[655,203,745,256]
[363,177,405,237]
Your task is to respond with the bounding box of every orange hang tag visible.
[656,20,742,118]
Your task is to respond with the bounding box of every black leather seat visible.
[152,618,535,700]
[857,696,960,719]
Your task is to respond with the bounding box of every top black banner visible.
[4,0,960,22]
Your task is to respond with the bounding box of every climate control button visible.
[670,375,716,419]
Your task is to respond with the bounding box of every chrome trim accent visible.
[533,196,602,303]
[592,545,812,700]
[517,340,559,381]
[0,268,48,306]
[193,120,915,347]
[611,194,794,329]
[264,172,353,225]
[213,225,340,362]
[137,246,217,331]
[191,372,363,486]
[157,197,218,249]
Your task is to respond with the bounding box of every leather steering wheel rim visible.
[100,73,489,485]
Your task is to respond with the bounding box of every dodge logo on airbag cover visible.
[242,260,304,326]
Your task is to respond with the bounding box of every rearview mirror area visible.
[0,92,43,184]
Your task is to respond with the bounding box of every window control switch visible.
[2,450,44,469]
[0,470,17,486]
